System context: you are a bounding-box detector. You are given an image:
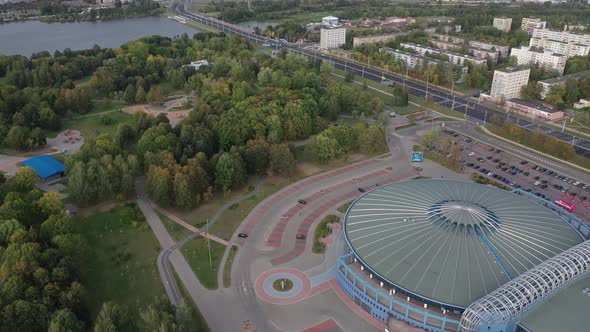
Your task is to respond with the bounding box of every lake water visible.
[0,16,198,56]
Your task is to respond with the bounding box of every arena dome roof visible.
[343,179,583,308]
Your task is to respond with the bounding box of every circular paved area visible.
[255,268,312,305]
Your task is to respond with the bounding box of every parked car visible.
[296,234,306,240]
[298,199,307,204]
[358,188,366,193]
[238,233,248,238]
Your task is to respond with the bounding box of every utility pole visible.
[451,81,455,110]
[484,110,488,126]
[425,75,430,101]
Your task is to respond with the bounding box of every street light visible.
[484,110,488,126]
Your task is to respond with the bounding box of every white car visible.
[573,181,580,186]
[534,181,541,186]
[468,152,475,156]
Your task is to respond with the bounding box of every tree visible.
[421,129,438,151]
[306,135,342,163]
[357,125,386,154]
[173,172,194,210]
[269,144,296,176]
[215,153,244,191]
[135,86,147,104]
[14,166,38,191]
[48,309,84,332]
[94,302,128,332]
[146,166,173,207]
[146,86,163,105]
[5,126,30,150]
[242,139,271,174]
[123,84,136,104]
[520,82,542,100]
[38,192,64,217]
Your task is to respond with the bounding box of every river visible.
[0,16,198,56]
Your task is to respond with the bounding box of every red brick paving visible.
[270,169,417,265]
[302,319,342,332]
[237,159,379,244]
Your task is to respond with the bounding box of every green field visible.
[77,203,164,320]
[159,213,192,241]
[181,237,226,289]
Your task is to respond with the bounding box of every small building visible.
[521,17,546,35]
[320,27,346,49]
[353,33,405,47]
[322,16,339,27]
[505,98,564,121]
[184,60,209,71]
[493,17,512,33]
[574,99,590,109]
[21,155,66,180]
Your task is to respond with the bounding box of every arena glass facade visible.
[336,182,590,332]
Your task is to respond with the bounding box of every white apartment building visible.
[537,70,590,99]
[468,40,510,58]
[490,67,531,101]
[380,48,469,77]
[510,46,567,75]
[521,17,547,35]
[532,28,590,45]
[493,17,512,33]
[353,33,404,47]
[529,38,590,57]
[430,40,500,64]
[400,42,487,66]
[320,27,346,49]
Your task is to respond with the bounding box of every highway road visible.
[172,2,590,159]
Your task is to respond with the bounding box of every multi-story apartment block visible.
[532,28,590,45]
[380,48,469,77]
[353,33,404,47]
[468,40,510,58]
[493,17,512,33]
[521,17,547,35]
[510,46,567,75]
[431,33,465,44]
[320,27,346,49]
[400,42,487,66]
[537,70,590,99]
[490,67,531,101]
[529,37,590,57]
[430,40,499,64]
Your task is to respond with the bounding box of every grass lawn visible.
[554,111,590,140]
[174,272,211,332]
[337,201,352,213]
[159,213,193,241]
[312,215,340,254]
[62,110,134,139]
[77,203,165,320]
[180,237,226,289]
[423,150,463,173]
[222,245,238,288]
[158,81,177,96]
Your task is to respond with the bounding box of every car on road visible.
[298,199,307,204]
[468,152,475,156]
[296,234,306,240]
[534,181,541,186]
[358,188,366,193]
[520,160,528,165]
[415,166,423,171]
[238,233,248,238]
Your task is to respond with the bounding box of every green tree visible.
[146,166,173,207]
[306,135,342,163]
[94,302,128,332]
[135,86,147,104]
[215,153,237,191]
[14,166,38,191]
[173,172,194,210]
[422,129,438,151]
[146,86,163,105]
[123,84,136,104]
[38,192,64,217]
[48,309,84,332]
[268,144,296,176]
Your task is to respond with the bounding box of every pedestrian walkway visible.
[155,205,230,246]
[302,319,343,332]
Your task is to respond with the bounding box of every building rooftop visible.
[496,66,529,73]
[343,179,582,308]
[538,70,590,85]
[21,155,65,179]
[508,98,561,113]
[520,274,590,332]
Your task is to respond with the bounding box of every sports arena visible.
[337,179,590,332]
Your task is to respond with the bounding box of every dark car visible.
[358,188,366,193]
[493,159,500,163]
[298,199,307,204]
[520,160,528,165]
[524,172,530,176]
[237,233,248,238]
[295,234,306,240]
[534,176,540,180]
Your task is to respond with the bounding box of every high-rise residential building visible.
[320,27,346,49]
[493,17,512,33]
[521,17,547,35]
[510,46,567,75]
[490,67,531,101]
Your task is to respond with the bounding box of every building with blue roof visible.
[21,155,65,180]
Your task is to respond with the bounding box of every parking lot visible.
[437,129,590,222]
